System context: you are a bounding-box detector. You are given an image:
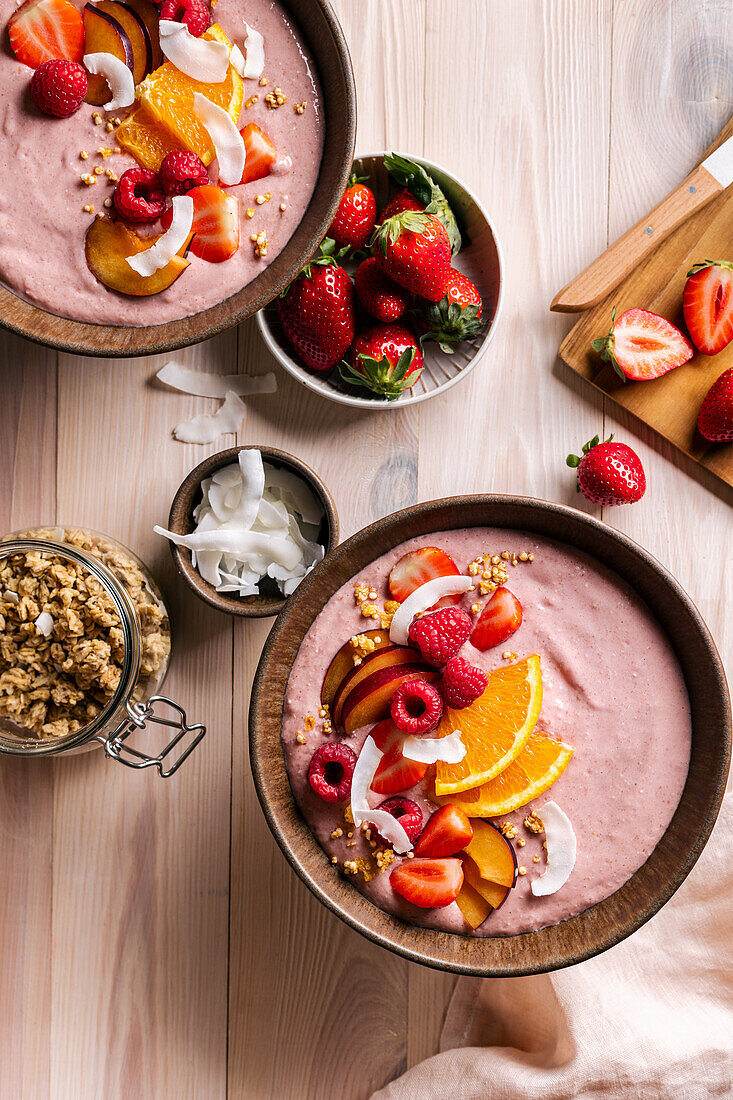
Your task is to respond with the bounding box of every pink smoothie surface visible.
[0,0,323,325]
[281,527,692,937]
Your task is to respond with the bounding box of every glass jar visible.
[0,527,205,775]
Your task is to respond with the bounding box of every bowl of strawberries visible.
[256,151,504,406]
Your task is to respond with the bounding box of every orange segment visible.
[116,25,244,170]
[436,728,574,817]
[434,655,543,796]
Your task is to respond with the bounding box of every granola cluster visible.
[0,528,170,740]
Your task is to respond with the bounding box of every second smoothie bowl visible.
[250,496,730,975]
[0,0,355,356]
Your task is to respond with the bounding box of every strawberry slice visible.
[370,719,428,795]
[414,805,473,858]
[388,546,461,604]
[162,185,238,263]
[238,124,277,185]
[470,586,522,651]
[592,307,693,381]
[390,857,463,908]
[683,262,733,355]
[9,0,84,68]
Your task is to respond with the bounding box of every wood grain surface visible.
[1,2,732,1097]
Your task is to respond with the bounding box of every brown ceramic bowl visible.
[0,0,356,358]
[249,496,731,975]
[166,446,338,618]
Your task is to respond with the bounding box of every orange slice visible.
[436,728,574,817]
[434,655,543,797]
[116,25,244,170]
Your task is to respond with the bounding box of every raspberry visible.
[307,742,357,803]
[29,59,87,119]
[375,796,423,844]
[391,679,443,735]
[160,151,209,196]
[442,656,488,709]
[113,168,167,224]
[159,0,212,36]
[408,606,472,666]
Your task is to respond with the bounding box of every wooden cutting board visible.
[558,116,733,490]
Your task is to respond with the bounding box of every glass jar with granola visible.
[0,527,205,775]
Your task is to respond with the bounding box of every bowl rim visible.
[256,148,505,408]
[0,0,356,358]
[166,444,339,618]
[249,495,731,975]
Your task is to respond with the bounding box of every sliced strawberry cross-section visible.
[414,804,473,858]
[470,586,522,652]
[683,261,733,356]
[591,307,693,382]
[238,123,277,185]
[390,856,463,908]
[9,0,85,69]
[388,545,461,605]
[162,184,239,263]
[370,719,428,795]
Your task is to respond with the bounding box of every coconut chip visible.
[390,575,474,645]
[173,389,246,444]
[34,611,54,637]
[401,729,466,765]
[83,52,135,110]
[193,92,246,187]
[351,735,412,854]
[530,801,577,897]
[156,361,277,399]
[159,19,230,82]
[126,195,193,277]
[2,590,19,605]
[242,22,265,78]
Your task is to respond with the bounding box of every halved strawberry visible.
[592,307,693,381]
[238,123,277,185]
[9,0,84,68]
[470,586,522,651]
[390,857,463,908]
[414,805,473,858]
[683,262,733,355]
[388,546,461,604]
[162,185,238,263]
[370,719,428,795]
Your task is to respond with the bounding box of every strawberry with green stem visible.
[566,434,646,506]
[341,321,424,400]
[373,212,452,302]
[384,153,462,256]
[417,269,484,352]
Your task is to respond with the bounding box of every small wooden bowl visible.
[0,0,356,358]
[249,496,731,975]
[166,446,338,618]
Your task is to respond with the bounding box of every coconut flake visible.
[126,195,193,277]
[83,52,135,111]
[390,575,474,645]
[241,22,265,78]
[402,729,466,765]
[193,92,246,186]
[229,43,246,77]
[2,590,19,605]
[351,735,412,854]
[157,361,277,399]
[173,389,245,444]
[34,611,54,637]
[530,802,577,897]
[159,19,230,82]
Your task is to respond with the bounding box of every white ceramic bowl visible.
[256,151,504,408]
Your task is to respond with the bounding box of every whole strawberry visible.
[328,174,377,251]
[354,257,411,322]
[341,321,423,400]
[379,188,425,222]
[372,212,452,303]
[30,58,87,118]
[698,366,733,441]
[418,269,484,352]
[567,435,646,506]
[277,240,355,372]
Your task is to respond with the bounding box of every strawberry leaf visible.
[383,153,462,256]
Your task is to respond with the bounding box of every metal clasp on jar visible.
[96,696,206,777]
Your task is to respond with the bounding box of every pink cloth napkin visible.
[371,789,733,1098]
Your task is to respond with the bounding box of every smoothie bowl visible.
[250,497,731,975]
[0,0,355,356]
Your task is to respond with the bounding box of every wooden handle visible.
[550,165,722,313]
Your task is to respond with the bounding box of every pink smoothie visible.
[0,0,323,325]
[282,528,692,937]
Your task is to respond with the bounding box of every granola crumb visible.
[259,76,268,86]
[245,94,259,108]
[79,150,89,160]
[295,731,306,745]
[330,827,343,840]
[303,715,315,731]
[265,86,286,108]
[517,837,526,848]
[524,811,544,834]
[246,207,255,219]
[499,821,518,839]
[532,854,541,863]
[518,865,527,876]
[294,101,306,114]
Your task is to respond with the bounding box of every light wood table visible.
[2,2,731,1096]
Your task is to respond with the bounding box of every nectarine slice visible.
[455,881,492,929]
[321,629,389,709]
[85,216,191,297]
[462,854,511,910]
[463,819,518,889]
[341,666,440,736]
[332,646,421,728]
